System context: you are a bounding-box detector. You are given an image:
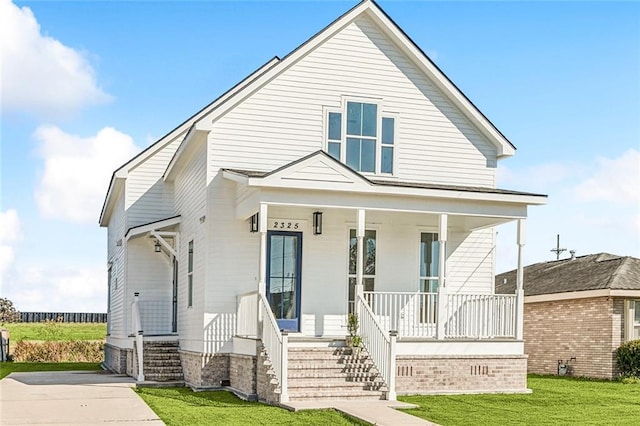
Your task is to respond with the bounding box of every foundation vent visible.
[471,365,489,376]
[397,365,413,377]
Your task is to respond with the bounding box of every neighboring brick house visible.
[496,253,640,379]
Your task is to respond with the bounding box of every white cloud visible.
[0,0,111,118]
[0,209,22,279]
[574,149,640,205]
[34,126,140,223]
[496,150,640,273]
[3,264,107,312]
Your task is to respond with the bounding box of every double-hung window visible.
[348,229,376,313]
[419,232,439,323]
[187,240,194,308]
[326,101,395,175]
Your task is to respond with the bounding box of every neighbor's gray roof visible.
[495,253,640,296]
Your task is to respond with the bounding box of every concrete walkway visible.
[0,370,164,425]
[284,399,438,426]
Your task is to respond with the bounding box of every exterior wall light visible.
[313,211,323,235]
[250,213,259,233]
[154,240,162,253]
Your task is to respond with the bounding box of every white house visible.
[100,0,546,402]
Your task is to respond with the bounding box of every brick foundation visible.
[229,354,257,396]
[256,347,280,403]
[103,343,128,374]
[179,350,230,388]
[395,355,528,394]
[524,297,624,379]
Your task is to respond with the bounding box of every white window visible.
[187,240,193,308]
[348,229,376,312]
[325,101,395,175]
[419,233,439,323]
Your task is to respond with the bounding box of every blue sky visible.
[1,0,638,313]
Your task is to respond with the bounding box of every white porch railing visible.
[356,294,397,400]
[364,291,516,339]
[364,291,437,338]
[236,291,259,338]
[258,293,288,402]
[446,293,516,339]
[131,292,144,382]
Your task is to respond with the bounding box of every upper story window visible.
[326,101,395,175]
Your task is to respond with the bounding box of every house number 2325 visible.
[273,221,299,230]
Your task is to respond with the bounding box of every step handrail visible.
[356,294,397,400]
[131,292,144,382]
[258,293,288,402]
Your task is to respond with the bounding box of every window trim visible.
[187,240,194,308]
[323,97,397,176]
[347,226,379,313]
[418,231,440,292]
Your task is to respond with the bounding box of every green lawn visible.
[136,387,369,426]
[399,375,640,425]
[0,362,102,379]
[1,322,106,342]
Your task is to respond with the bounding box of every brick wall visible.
[524,297,624,379]
[229,354,257,397]
[395,355,527,394]
[103,343,127,374]
[256,347,281,403]
[180,350,230,388]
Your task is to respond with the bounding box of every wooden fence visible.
[19,312,107,323]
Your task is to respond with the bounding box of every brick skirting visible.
[103,343,128,374]
[395,355,528,394]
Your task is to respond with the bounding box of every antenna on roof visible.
[550,234,566,260]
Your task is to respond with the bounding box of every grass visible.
[0,362,102,380]
[1,322,106,342]
[399,375,640,425]
[136,387,370,426]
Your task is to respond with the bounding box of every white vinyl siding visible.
[127,237,173,335]
[106,192,127,341]
[173,140,207,352]
[209,16,496,187]
[126,138,181,228]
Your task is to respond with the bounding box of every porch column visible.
[355,209,366,299]
[516,219,525,340]
[258,203,268,296]
[436,214,448,339]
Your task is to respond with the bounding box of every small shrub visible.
[12,340,104,362]
[621,376,640,385]
[615,339,640,378]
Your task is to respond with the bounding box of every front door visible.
[267,231,302,332]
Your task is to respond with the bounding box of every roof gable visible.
[196,0,515,158]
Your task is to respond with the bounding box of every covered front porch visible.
[223,152,545,401]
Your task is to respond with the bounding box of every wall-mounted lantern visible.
[250,213,259,233]
[154,240,162,253]
[313,211,323,235]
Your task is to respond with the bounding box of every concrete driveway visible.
[0,370,163,425]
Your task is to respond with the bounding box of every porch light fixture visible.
[313,211,323,235]
[154,240,162,253]
[250,213,259,233]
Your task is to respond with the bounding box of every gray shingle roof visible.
[495,253,640,296]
